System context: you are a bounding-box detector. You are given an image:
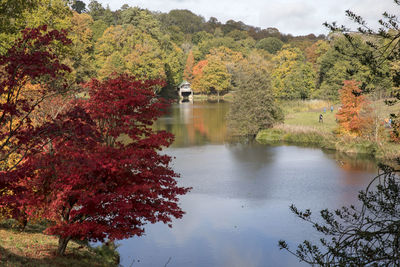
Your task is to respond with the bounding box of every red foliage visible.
[336,80,372,136]
[0,74,189,255]
[0,25,71,167]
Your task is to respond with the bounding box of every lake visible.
[117,101,377,267]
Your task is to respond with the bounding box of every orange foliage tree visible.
[191,60,208,93]
[183,50,194,82]
[336,80,372,136]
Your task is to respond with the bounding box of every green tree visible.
[88,0,114,25]
[192,31,213,45]
[164,9,205,34]
[98,51,125,78]
[226,29,249,41]
[68,12,96,83]
[197,56,231,96]
[163,42,184,87]
[305,40,329,69]
[0,0,39,53]
[197,37,238,59]
[88,0,105,20]
[90,19,108,41]
[94,24,183,91]
[271,45,316,99]
[314,35,391,100]
[228,52,283,137]
[23,0,72,30]
[256,37,284,54]
[119,6,162,38]
[0,0,72,54]
[71,0,86,14]
[285,62,316,100]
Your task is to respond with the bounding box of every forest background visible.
[3,0,389,101]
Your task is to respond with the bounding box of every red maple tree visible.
[1,74,190,255]
[0,25,72,169]
[336,80,372,136]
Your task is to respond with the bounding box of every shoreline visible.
[192,93,234,102]
[256,125,400,161]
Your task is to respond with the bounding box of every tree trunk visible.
[57,236,71,256]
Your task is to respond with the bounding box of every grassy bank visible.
[256,100,400,160]
[0,221,119,267]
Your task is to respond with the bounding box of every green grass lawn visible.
[284,110,337,133]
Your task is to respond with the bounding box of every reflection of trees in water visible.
[226,139,275,168]
[279,164,400,266]
[154,102,229,147]
[324,151,377,173]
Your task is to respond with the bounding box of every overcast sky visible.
[81,0,400,36]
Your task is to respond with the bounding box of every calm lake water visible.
[117,102,377,267]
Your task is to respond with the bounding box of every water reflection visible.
[154,101,229,147]
[119,102,379,267]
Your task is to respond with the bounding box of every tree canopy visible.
[228,52,283,136]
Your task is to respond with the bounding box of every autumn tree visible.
[94,23,184,91]
[208,46,244,75]
[0,0,71,55]
[271,46,316,99]
[191,56,231,96]
[191,59,208,93]
[0,75,190,255]
[0,26,71,169]
[95,25,165,80]
[336,80,372,136]
[183,50,195,82]
[304,40,329,70]
[23,0,72,31]
[68,12,96,83]
[119,6,162,38]
[202,57,231,96]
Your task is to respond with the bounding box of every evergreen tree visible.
[228,52,283,137]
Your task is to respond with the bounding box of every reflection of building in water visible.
[178,81,193,102]
[179,98,193,104]
[179,102,193,125]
